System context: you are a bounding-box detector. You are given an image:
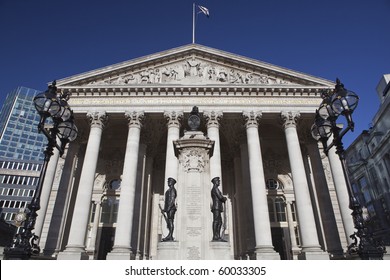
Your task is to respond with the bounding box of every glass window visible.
[266,179,283,190]
[291,201,297,222]
[275,198,286,222]
[100,197,119,224]
[109,179,121,190]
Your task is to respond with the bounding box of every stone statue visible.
[161,177,177,242]
[210,177,227,241]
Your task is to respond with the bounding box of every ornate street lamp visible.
[311,78,386,259]
[4,81,78,259]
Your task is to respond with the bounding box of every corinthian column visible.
[163,111,183,192]
[243,111,279,260]
[326,137,355,245]
[204,111,223,189]
[35,145,60,241]
[107,111,144,260]
[281,111,328,259]
[58,111,107,260]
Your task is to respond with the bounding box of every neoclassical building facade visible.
[34,44,355,260]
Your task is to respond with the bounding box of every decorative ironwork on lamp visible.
[4,81,78,259]
[311,78,385,259]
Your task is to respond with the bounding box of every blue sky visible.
[0,0,389,146]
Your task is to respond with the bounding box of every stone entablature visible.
[67,96,322,115]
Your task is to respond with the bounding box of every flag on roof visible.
[198,5,210,17]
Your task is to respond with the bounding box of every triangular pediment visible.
[56,44,334,88]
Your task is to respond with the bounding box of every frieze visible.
[86,58,291,86]
[70,96,321,107]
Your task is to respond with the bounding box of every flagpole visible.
[192,2,195,44]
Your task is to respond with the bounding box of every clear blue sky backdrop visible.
[1,0,389,146]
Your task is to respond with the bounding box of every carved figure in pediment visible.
[207,67,217,81]
[140,70,150,83]
[259,75,269,84]
[161,67,174,82]
[217,68,228,82]
[245,73,253,84]
[230,70,244,84]
[114,75,126,85]
[186,58,201,77]
[127,74,137,84]
[149,69,161,83]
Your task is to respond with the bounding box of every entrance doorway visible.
[97,227,115,260]
[271,227,291,260]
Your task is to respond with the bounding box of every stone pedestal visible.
[157,241,180,260]
[156,131,233,260]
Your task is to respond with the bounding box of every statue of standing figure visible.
[161,177,177,242]
[211,177,227,241]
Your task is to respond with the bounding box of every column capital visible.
[125,111,145,128]
[204,111,223,128]
[164,110,183,128]
[281,111,300,129]
[243,111,262,129]
[87,111,107,129]
[93,200,102,206]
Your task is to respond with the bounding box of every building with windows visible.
[32,44,358,260]
[0,86,46,161]
[0,87,45,226]
[0,159,41,222]
[345,74,390,246]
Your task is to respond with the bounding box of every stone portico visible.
[34,44,353,260]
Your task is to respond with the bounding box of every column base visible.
[57,248,89,260]
[254,246,281,260]
[383,246,390,260]
[106,247,133,260]
[298,250,329,260]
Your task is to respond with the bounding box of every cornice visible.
[59,84,326,98]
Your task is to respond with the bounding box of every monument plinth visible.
[156,130,232,259]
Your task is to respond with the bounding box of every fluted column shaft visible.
[205,111,223,189]
[87,201,102,252]
[286,201,299,250]
[59,111,106,258]
[108,111,144,259]
[243,111,277,258]
[281,111,322,253]
[163,111,182,191]
[35,146,60,239]
[327,138,355,244]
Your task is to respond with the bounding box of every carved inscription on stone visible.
[187,246,201,260]
[186,227,202,237]
[70,97,321,107]
[186,184,201,220]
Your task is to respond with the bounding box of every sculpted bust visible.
[188,106,201,131]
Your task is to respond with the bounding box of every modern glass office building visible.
[0,87,44,223]
[0,86,46,161]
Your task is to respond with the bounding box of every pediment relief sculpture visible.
[87,58,291,86]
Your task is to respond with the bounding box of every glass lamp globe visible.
[331,88,359,116]
[311,119,333,141]
[57,121,78,142]
[33,92,61,118]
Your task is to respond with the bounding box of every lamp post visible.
[311,78,385,259]
[3,81,78,260]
